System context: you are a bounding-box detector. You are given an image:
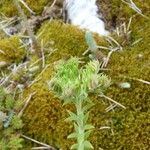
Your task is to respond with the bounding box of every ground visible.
[0,0,150,150]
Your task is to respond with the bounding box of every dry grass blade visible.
[21,135,56,150]
[32,147,52,150]
[0,16,18,36]
[14,0,42,58]
[0,49,5,54]
[115,17,132,36]
[18,92,36,117]
[119,75,150,85]
[122,0,149,18]
[99,94,126,109]
[41,39,45,68]
[99,126,111,130]
[131,38,143,46]
[105,103,117,112]
[101,50,113,68]
[106,36,122,50]
[50,0,57,9]
[134,79,150,85]
[19,0,35,14]
[100,35,122,68]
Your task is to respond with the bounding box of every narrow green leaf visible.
[74,123,79,132]
[67,132,77,139]
[82,102,94,112]
[85,31,97,51]
[71,144,78,150]
[85,130,92,139]
[84,124,94,130]
[84,140,94,149]
[66,110,78,122]
[63,99,72,105]
[84,112,89,123]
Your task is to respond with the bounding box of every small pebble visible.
[119,82,131,89]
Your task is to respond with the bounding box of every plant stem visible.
[14,0,42,58]
[76,99,85,150]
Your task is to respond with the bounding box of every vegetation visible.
[0,36,26,64]
[49,57,110,150]
[0,87,23,150]
[0,0,150,149]
[0,0,51,17]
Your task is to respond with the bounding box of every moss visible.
[0,0,149,149]
[37,20,106,63]
[0,0,18,17]
[21,14,150,150]
[0,0,52,17]
[98,0,150,29]
[0,30,6,40]
[0,36,26,64]
[25,0,49,14]
[21,20,107,149]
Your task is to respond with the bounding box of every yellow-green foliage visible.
[0,87,24,150]
[0,36,25,64]
[37,20,106,62]
[0,0,149,149]
[0,0,17,17]
[92,19,150,150]
[22,21,106,149]
[22,16,150,150]
[0,0,51,17]
[98,0,150,28]
[25,0,50,14]
[0,31,6,41]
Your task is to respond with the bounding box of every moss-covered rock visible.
[98,0,150,29]
[21,20,107,149]
[21,15,150,150]
[0,0,150,149]
[0,36,26,64]
[0,0,51,17]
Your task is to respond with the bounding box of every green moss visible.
[0,0,148,149]
[21,15,150,150]
[37,20,106,63]
[25,0,50,14]
[98,0,150,28]
[0,30,6,40]
[0,36,26,64]
[0,87,24,150]
[0,0,17,17]
[0,0,51,17]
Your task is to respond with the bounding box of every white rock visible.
[65,0,109,36]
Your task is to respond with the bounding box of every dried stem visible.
[99,94,126,109]
[14,0,42,58]
[21,135,56,150]
[18,92,36,117]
